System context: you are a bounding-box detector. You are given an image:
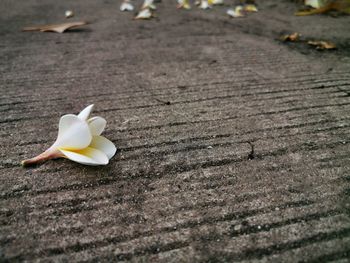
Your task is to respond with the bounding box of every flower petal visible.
[89,136,117,159]
[135,8,152,19]
[88,117,106,136]
[120,2,134,11]
[59,147,109,165]
[53,114,92,150]
[78,104,94,120]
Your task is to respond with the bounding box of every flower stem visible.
[21,149,61,167]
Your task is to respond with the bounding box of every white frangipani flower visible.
[177,0,191,9]
[199,0,210,9]
[22,105,116,166]
[208,0,224,5]
[305,0,326,9]
[120,0,134,11]
[199,0,212,9]
[227,6,244,18]
[141,0,156,10]
[65,10,74,18]
[244,4,258,12]
[134,8,153,19]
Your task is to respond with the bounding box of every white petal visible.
[227,6,244,17]
[88,117,106,136]
[120,2,134,11]
[52,114,92,150]
[78,104,94,120]
[142,0,156,9]
[135,8,152,19]
[89,136,116,159]
[59,147,109,165]
[305,0,325,8]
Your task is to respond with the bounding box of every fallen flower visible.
[227,6,244,17]
[305,0,327,9]
[134,8,154,19]
[281,32,300,42]
[65,10,74,18]
[296,0,350,15]
[307,40,337,50]
[21,105,116,166]
[208,0,224,5]
[141,0,156,10]
[199,0,212,9]
[244,4,258,12]
[22,21,88,33]
[177,0,191,9]
[120,0,134,11]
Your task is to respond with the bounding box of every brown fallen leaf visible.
[281,32,301,42]
[307,40,337,50]
[22,21,88,33]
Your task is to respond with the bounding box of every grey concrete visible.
[1,0,350,262]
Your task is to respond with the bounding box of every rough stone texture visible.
[1,0,350,262]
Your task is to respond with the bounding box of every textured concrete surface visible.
[1,0,350,262]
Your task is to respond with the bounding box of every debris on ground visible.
[65,10,74,18]
[307,40,337,49]
[22,21,88,33]
[227,5,245,17]
[134,8,154,19]
[243,4,258,12]
[120,0,134,11]
[281,32,301,42]
[296,0,350,15]
[199,0,212,9]
[177,0,191,9]
[141,0,156,10]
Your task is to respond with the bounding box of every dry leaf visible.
[307,40,337,50]
[22,21,88,33]
[281,32,301,42]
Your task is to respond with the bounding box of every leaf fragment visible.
[22,21,88,33]
[281,32,301,42]
[307,40,337,50]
